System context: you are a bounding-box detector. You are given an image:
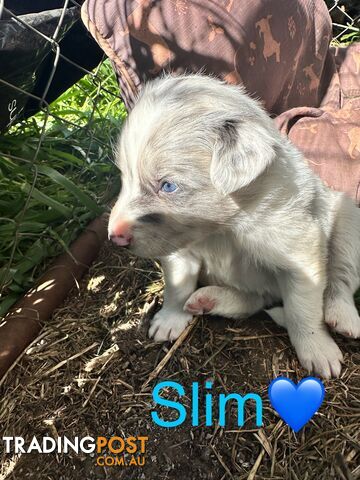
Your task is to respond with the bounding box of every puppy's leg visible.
[324,198,360,338]
[265,306,286,327]
[279,262,343,378]
[325,282,360,339]
[149,252,200,342]
[184,286,266,318]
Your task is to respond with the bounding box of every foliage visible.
[0,60,127,316]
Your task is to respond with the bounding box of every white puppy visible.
[108,74,360,378]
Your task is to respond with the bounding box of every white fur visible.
[109,74,360,378]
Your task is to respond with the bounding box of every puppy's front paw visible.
[148,308,193,342]
[291,329,343,379]
[325,297,360,338]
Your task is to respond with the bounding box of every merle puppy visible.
[108,74,360,378]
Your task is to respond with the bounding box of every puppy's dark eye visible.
[160,181,178,193]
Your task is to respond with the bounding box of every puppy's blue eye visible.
[160,181,178,193]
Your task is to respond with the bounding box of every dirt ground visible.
[0,243,359,480]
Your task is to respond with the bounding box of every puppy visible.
[108,74,360,378]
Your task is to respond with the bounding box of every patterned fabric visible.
[81,0,360,204]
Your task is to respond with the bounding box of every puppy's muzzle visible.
[109,219,133,247]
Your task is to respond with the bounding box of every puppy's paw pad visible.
[148,309,192,342]
[184,293,216,315]
[325,299,360,339]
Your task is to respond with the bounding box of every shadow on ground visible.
[0,243,359,480]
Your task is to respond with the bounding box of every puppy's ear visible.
[210,119,276,195]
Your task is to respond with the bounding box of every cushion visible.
[81,0,360,203]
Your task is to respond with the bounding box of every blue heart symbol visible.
[268,377,325,432]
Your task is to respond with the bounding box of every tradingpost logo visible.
[2,435,149,467]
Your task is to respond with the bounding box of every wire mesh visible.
[0,0,125,316]
[0,0,359,318]
[328,0,360,41]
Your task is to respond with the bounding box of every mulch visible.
[0,243,359,480]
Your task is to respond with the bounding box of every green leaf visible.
[36,164,103,215]
[20,182,73,218]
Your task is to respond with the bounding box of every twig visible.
[230,333,287,341]
[141,318,197,389]
[82,376,101,408]
[247,448,265,480]
[39,342,99,378]
[211,445,234,479]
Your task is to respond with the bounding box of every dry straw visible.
[0,244,359,479]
